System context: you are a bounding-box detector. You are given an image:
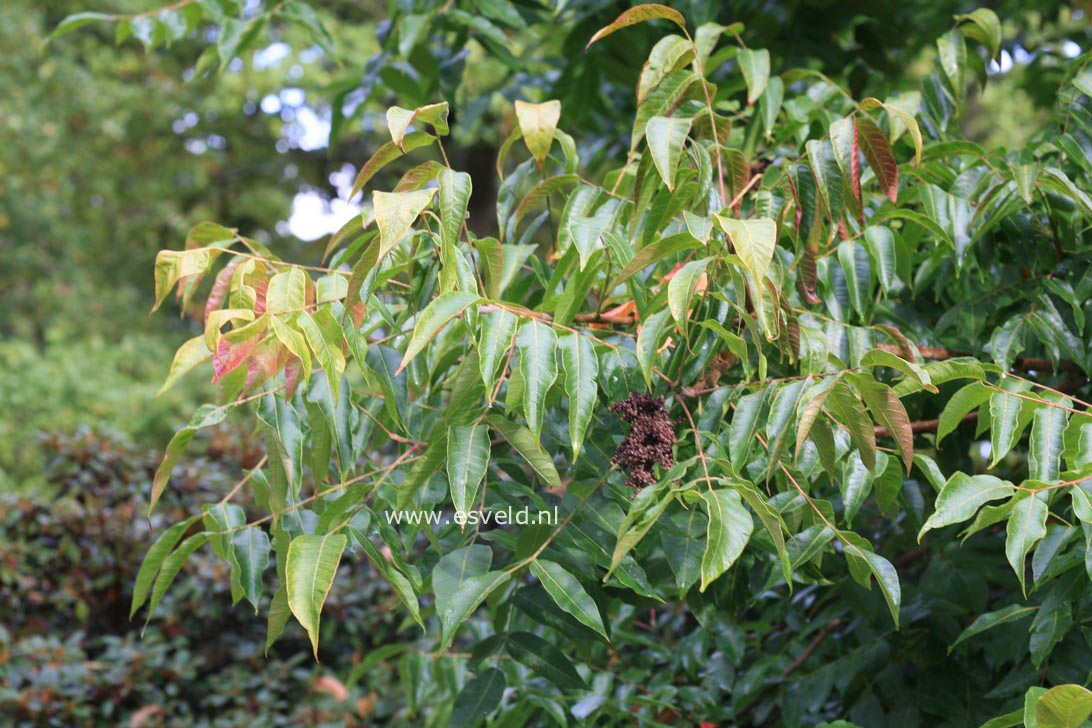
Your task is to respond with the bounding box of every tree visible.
[58,2,1092,725]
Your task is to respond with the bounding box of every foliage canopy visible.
[53,1,1092,725]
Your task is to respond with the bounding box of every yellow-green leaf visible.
[514,99,561,168]
[385,102,449,149]
[285,533,347,659]
[373,188,437,261]
[585,4,686,48]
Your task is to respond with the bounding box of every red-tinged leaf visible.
[797,239,821,305]
[284,356,304,398]
[851,122,862,205]
[349,132,436,199]
[585,4,687,49]
[856,116,899,204]
[251,273,269,314]
[849,373,914,472]
[350,301,366,328]
[243,341,284,393]
[213,336,259,383]
[205,259,241,324]
[723,148,750,207]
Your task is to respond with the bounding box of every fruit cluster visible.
[608,393,677,488]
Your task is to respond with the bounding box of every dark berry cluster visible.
[609,393,677,489]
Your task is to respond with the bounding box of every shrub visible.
[0,431,401,725]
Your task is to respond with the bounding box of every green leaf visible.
[737,48,770,105]
[979,710,1024,728]
[373,188,436,261]
[611,232,701,288]
[266,268,307,315]
[529,559,608,640]
[937,30,968,99]
[450,668,506,727]
[297,307,346,399]
[636,307,673,388]
[286,533,347,659]
[1036,684,1092,728]
[505,631,586,690]
[840,532,901,627]
[761,76,784,136]
[856,116,899,203]
[830,116,861,204]
[1026,687,1050,728]
[557,333,598,459]
[567,213,609,272]
[699,489,753,592]
[860,349,935,393]
[399,291,480,373]
[730,390,767,467]
[351,525,423,629]
[231,527,271,612]
[807,139,845,221]
[1029,404,1068,483]
[667,257,711,330]
[989,385,1031,467]
[151,405,230,513]
[438,168,472,252]
[948,604,1037,652]
[937,381,991,444]
[266,584,291,654]
[478,309,518,399]
[516,320,558,438]
[1005,492,1048,595]
[447,424,490,517]
[158,336,212,396]
[273,316,314,386]
[919,473,1015,541]
[956,8,1002,59]
[646,115,692,190]
[49,11,114,40]
[716,216,777,289]
[361,343,408,429]
[837,240,873,319]
[152,248,213,312]
[131,515,199,618]
[514,100,561,168]
[585,4,687,48]
[486,415,560,487]
[638,34,696,103]
[144,532,211,631]
[728,479,791,585]
[1029,597,1073,668]
[433,546,508,650]
[385,102,449,149]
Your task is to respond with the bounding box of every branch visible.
[874,412,976,439]
[780,618,842,678]
[478,304,637,326]
[573,312,637,325]
[875,343,1083,374]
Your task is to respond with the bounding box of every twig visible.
[780,618,842,678]
[874,343,1082,374]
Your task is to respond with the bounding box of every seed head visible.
[609,393,677,489]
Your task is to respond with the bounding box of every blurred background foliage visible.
[1,0,1091,724]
